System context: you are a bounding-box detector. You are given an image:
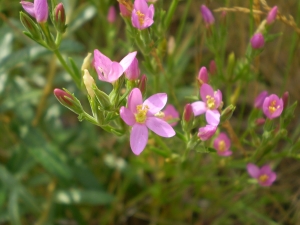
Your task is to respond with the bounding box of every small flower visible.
[247,163,277,186]
[200,5,215,25]
[198,124,217,141]
[21,0,48,23]
[266,6,277,25]
[125,57,140,80]
[262,94,283,119]
[162,104,179,127]
[282,91,289,109]
[191,84,222,126]
[120,88,175,155]
[213,133,232,156]
[250,33,265,49]
[197,66,208,86]
[107,6,116,23]
[254,91,268,109]
[119,3,131,17]
[132,0,155,30]
[93,49,137,83]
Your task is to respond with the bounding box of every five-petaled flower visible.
[191,84,222,126]
[213,133,232,156]
[120,88,175,155]
[262,94,283,119]
[93,49,137,83]
[247,163,277,187]
[162,104,179,127]
[21,0,48,23]
[198,124,217,141]
[132,0,155,30]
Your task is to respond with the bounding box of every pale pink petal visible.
[131,9,141,29]
[206,109,220,126]
[268,172,277,184]
[147,4,155,19]
[219,133,231,148]
[143,93,167,115]
[134,0,149,14]
[214,90,222,108]
[128,88,143,113]
[130,124,148,155]
[34,0,48,22]
[260,164,272,174]
[120,107,135,126]
[93,49,112,75]
[163,104,179,127]
[198,125,217,141]
[191,101,206,116]
[119,51,137,72]
[247,163,260,178]
[200,83,214,101]
[254,91,268,108]
[262,96,271,118]
[146,117,175,137]
[106,62,123,82]
[21,1,36,18]
[272,98,283,118]
[143,18,154,28]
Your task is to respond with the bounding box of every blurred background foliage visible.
[0,0,300,224]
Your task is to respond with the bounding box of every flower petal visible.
[143,93,167,115]
[21,1,36,18]
[106,62,124,82]
[128,88,143,113]
[146,117,175,137]
[214,90,222,108]
[191,101,206,116]
[119,51,137,72]
[93,49,112,76]
[130,123,148,155]
[247,163,260,178]
[34,0,48,22]
[147,4,155,19]
[120,107,135,126]
[206,109,220,126]
[131,9,141,29]
[198,125,217,141]
[134,0,149,14]
[218,150,232,157]
[200,83,214,101]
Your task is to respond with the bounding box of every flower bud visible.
[209,60,217,75]
[282,91,289,109]
[21,0,49,23]
[197,66,208,86]
[54,3,67,33]
[20,12,42,41]
[182,104,194,132]
[266,6,277,25]
[81,53,92,71]
[125,58,140,80]
[255,118,266,126]
[107,6,116,23]
[220,105,235,122]
[54,88,83,114]
[200,5,215,26]
[119,3,131,17]
[83,69,95,98]
[138,74,147,96]
[250,33,265,49]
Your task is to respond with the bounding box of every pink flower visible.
[131,0,155,30]
[93,49,137,83]
[254,91,268,108]
[197,66,208,85]
[250,33,265,49]
[21,0,48,23]
[266,6,277,25]
[247,163,276,186]
[119,3,131,17]
[162,104,179,127]
[191,84,222,126]
[198,124,217,141]
[120,88,175,155]
[262,94,283,119]
[107,6,116,23]
[213,133,232,156]
[125,57,140,80]
[200,5,215,25]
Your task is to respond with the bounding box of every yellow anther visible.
[206,95,215,109]
[218,140,226,152]
[258,174,269,183]
[135,104,149,123]
[155,111,165,118]
[268,100,280,114]
[136,10,145,26]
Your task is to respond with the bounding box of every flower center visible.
[268,100,279,114]
[206,95,216,109]
[218,140,226,152]
[135,104,149,124]
[136,10,145,26]
[258,174,269,183]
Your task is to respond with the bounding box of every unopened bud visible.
[209,60,217,75]
[138,74,147,96]
[167,36,175,55]
[119,3,131,17]
[197,67,208,86]
[226,52,235,80]
[266,6,278,25]
[255,118,266,126]
[54,3,67,33]
[20,12,42,41]
[83,69,95,98]
[200,5,215,26]
[107,6,116,23]
[54,88,83,114]
[220,104,235,122]
[93,87,111,110]
[282,91,289,109]
[182,103,194,132]
[81,53,92,71]
[250,33,265,49]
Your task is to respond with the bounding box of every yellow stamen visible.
[135,104,149,123]
[155,111,165,118]
[268,100,280,114]
[206,95,215,109]
[258,174,269,183]
[136,10,145,26]
[218,140,226,152]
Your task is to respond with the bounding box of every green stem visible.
[164,0,179,29]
